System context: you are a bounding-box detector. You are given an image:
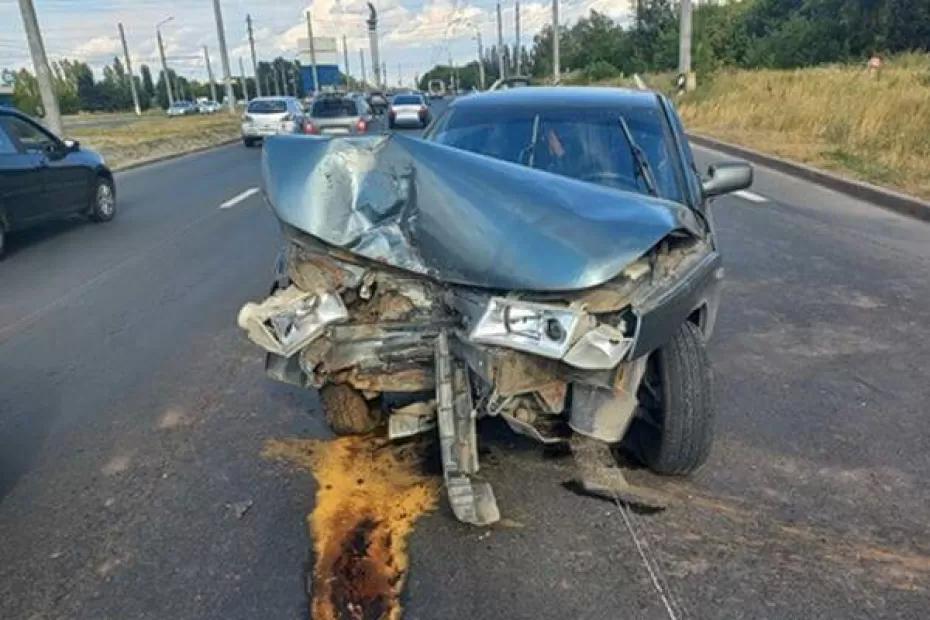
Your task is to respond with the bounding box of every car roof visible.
[448,86,662,112]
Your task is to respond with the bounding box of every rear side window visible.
[0,122,17,154]
[3,116,56,153]
[311,99,358,118]
[248,100,287,113]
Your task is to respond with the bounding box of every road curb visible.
[687,133,930,223]
[114,138,240,173]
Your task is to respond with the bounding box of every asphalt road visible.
[2,105,929,619]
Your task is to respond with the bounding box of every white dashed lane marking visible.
[733,190,768,203]
[219,187,260,209]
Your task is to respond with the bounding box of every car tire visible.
[243,138,254,148]
[88,177,116,223]
[631,320,714,475]
[0,225,5,260]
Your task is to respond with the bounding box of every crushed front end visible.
[239,134,722,525]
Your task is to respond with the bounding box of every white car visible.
[388,93,430,128]
[166,101,197,117]
[240,97,305,147]
[197,100,221,114]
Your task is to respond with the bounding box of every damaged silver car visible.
[239,87,752,525]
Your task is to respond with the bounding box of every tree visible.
[140,64,156,105]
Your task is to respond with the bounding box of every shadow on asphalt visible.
[2,216,90,260]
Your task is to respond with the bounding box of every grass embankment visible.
[64,112,241,170]
[677,54,930,200]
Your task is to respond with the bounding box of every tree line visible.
[419,0,930,88]
[1,55,310,116]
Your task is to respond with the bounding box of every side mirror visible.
[62,139,80,152]
[702,161,752,198]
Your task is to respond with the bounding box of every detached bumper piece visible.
[435,331,500,526]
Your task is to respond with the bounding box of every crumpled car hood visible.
[262,133,701,291]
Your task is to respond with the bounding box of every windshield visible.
[393,95,422,105]
[311,99,358,118]
[248,100,287,114]
[427,105,686,202]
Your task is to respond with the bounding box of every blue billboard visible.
[300,65,342,95]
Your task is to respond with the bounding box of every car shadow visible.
[2,216,90,261]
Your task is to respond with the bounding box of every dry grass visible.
[66,112,241,170]
[671,54,930,199]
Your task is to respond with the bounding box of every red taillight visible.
[356,118,368,133]
[388,109,396,119]
[304,121,319,135]
[418,105,427,118]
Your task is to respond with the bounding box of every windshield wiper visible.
[518,114,540,168]
[618,116,658,197]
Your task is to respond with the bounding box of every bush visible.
[583,60,621,82]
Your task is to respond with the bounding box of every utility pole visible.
[514,1,521,75]
[342,35,350,89]
[475,30,486,90]
[211,0,235,113]
[246,14,262,97]
[678,0,695,91]
[496,3,506,81]
[552,0,560,84]
[18,0,61,134]
[382,62,387,90]
[118,23,141,116]
[304,11,321,96]
[239,57,249,101]
[156,17,175,107]
[359,49,367,88]
[203,46,218,102]
[366,3,381,89]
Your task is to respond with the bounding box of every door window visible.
[3,117,58,154]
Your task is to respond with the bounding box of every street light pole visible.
[118,23,141,116]
[359,49,367,88]
[305,11,320,96]
[366,3,381,89]
[211,0,235,113]
[246,14,262,98]
[514,1,521,75]
[475,30,485,90]
[17,0,61,134]
[678,0,695,91]
[239,57,249,101]
[496,2,505,80]
[204,46,218,103]
[552,0,560,84]
[342,34,351,89]
[156,16,175,107]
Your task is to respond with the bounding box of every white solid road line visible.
[219,187,260,209]
[733,189,768,203]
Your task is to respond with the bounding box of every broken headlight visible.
[469,298,583,360]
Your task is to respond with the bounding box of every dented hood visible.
[262,133,700,291]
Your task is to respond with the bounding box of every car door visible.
[0,116,49,229]
[3,115,89,216]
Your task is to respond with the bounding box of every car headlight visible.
[469,297,584,360]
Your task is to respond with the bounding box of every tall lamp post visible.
[156,16,175,107]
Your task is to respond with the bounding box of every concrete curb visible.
[113,137,240,173]
[687,133,930,223]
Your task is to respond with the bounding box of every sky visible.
[0,0,632,86]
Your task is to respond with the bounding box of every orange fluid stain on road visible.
[264,436,440,620]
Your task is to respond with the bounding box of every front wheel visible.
[631,321,715,475]
[88,177,116,222]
